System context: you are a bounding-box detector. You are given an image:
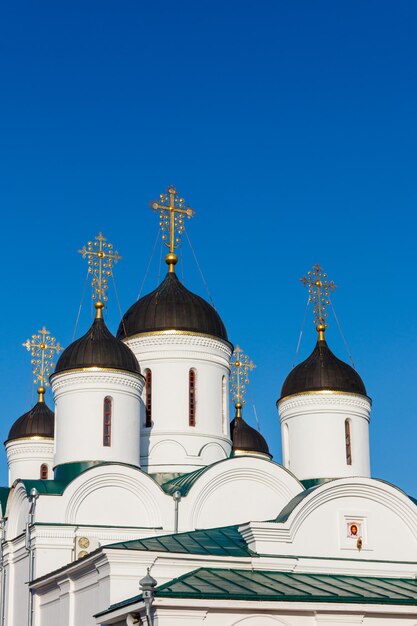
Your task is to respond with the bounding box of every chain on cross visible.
[151,186,195,272]
[300,263,336,332]
[78,233,121,309]
[230,346,256,414]
[22,327,62,401]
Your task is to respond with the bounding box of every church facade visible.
[2,188,417,626]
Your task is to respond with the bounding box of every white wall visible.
[126,333,232,473]
[278,392,371,481]
[51,370,144,468]
[178,456,303,531]
[241,477,417,562]
[6,439,54,485]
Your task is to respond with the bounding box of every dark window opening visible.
[145,370,152,427]
[345,419,352,465]
[103,396,112,446]
[189,369,196,427]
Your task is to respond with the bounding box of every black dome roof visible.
[117,272,228,341]
[7,401,54,442]
[54,317,140,375]
[280,336,366,399]
[230,415,271,458]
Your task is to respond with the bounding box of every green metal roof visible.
[301,477,335,489]
[161,466,210,496]
[161,457,303,497]
[0,487,10,514]
[275,487,317,522]
[19,462,151,497]
[108,525,253,557]
[98,568,417,616]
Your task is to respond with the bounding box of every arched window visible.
[145,369,152,427]
[283,423,290,468]
[103,396,112,447]
[345,419,352,465]
[189,369,196,427]
[40,464,48,480]
[222,375,228,435]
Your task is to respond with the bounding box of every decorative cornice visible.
[6,442,54,458]
[278,389,371,406]
[51,370,143,393]
[279,392,371,414]
[126,331,232,356]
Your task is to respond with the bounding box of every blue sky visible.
[1,1,417,491]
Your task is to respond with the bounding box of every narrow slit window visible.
[40,464,48,480]
[283,423,290,468]
[222,375,227,434]
[189,369,196,427]
[345,419,352,465]
[103,396,112,447]
[145,369,152,427]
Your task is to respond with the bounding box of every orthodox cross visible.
[230,346,256,418]
[22,327,62,402]
[78,233,121,317]
[151,186,195,273]
[300,263,336,338]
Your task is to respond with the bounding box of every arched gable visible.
[179,456,303,531]
[62,465,168,527]
[5,482,29,539]
[241,477,417,561]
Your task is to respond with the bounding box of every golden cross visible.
[151,186,195,273]
[230,346,256,416]
[78,233,121,316]
[22,327,62,402]
[300,263,336,337]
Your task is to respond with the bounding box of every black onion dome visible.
[7,402,54,441]
[117,272,228,341]
[281,336,366,399]
[230,416,271,458]
[54,317,140,375]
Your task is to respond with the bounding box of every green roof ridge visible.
[274,486,318,523]
[19,461,154,498]
[160,466,210,496]
[301,477,335,489]
[0,487,10,514]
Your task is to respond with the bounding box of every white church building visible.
[2,187,417,626]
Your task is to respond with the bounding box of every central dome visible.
[280,335,367,399]
[117,272,228,341]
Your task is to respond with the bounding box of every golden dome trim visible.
[233,449,272,459]
[50,366,144,380]
[125,328,233,347]
[5,435,54,443]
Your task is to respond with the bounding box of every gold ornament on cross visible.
[300,263,336,338]
[22,327,63,402]
[151,186,195,273]
[230,346,256,418]
[78,233,121,317]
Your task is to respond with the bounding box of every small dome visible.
[7,402,54,442]
[54,317,140,375]
[230,415,271,458]
[281,336,366,399]
[117,272,228,342]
